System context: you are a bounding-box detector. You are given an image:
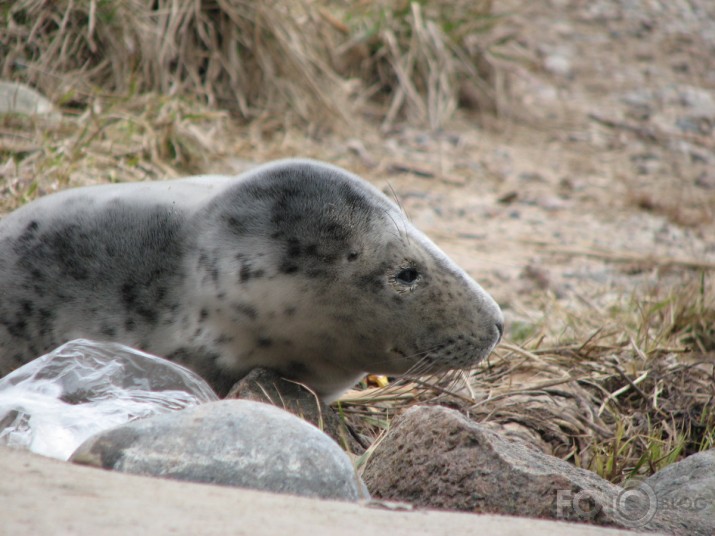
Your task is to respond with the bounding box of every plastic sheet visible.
[0,339,218,460]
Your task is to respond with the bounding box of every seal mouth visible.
[387,332,502,376]
[380,347,417,374]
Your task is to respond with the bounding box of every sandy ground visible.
[0,445,644,536]
[372,0,715,329]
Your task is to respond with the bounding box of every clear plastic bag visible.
[0,339,218,460]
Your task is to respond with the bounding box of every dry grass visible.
[334,0,499,129]
[341,275,715,484]
[1,0,499,132]
[0,93,235,212]
[2,0,351,128]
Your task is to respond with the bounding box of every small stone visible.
[675,116,713,136]
[543,54,573,78]
[0,81,58,117]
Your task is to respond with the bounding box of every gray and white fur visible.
[0,160,503,400]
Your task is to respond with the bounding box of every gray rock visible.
[543,53,573,78]
[71,399,367,501]
[642,449,715,536]
[675,116,712,136]
[226,367,366,455]
[0,81,58,117]
[362,405,678,533]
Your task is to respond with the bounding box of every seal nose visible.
[495,319,504,343]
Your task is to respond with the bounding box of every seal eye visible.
[396,267,419,285]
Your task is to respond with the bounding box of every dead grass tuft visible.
[3,1,354,128]
[0,93,235,212]
[1,0,500,131]
[341,275,715,484]
[334,0,498,129]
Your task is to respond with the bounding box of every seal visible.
[0,159,503,400]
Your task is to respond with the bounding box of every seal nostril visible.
[495,320,504,341]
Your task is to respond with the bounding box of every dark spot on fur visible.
[100,325,117,338]
[284,306,296,317]
[214,334,234,345]
[225,215,248,235]
[347,251,359,262]
[125,318,136,332]
[121,281,158,324]
[286,237,302,258]
[20,300,34,316]
[198,250,220,284]
[279,262,299,275]
[199,308,209,321]
[257,336,272,348]
[155,286,167,301]
[239,264,251,283]
[1,316,28,338]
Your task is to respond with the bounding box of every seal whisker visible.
[384,182,411,245]
[383,209,405,242]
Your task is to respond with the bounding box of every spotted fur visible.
[0,160,503,400]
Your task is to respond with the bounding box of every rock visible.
[0,81,58,117]
[675,116,712,136]
[543,53,573,78]
[641,449,715,536]
[362,406,679,533]
[226,367,366,456]
[675,86,715,115]
[70,399,367,502]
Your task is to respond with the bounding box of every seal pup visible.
[0,160,503,400]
